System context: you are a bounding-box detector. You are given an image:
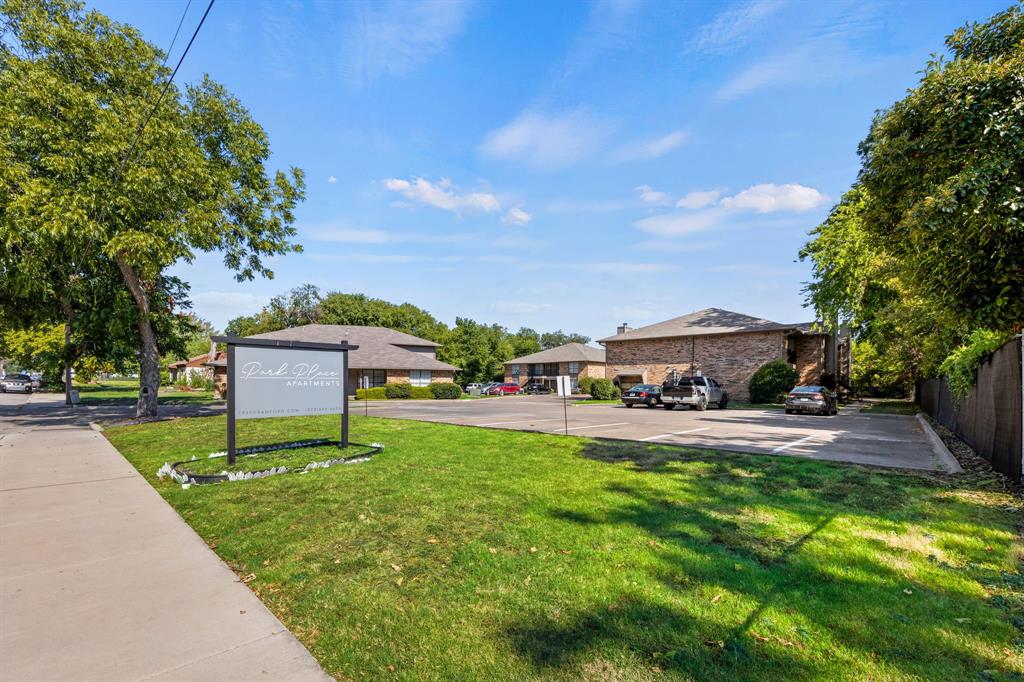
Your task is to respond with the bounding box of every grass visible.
[862,401,919,415]
[76,378,220,405]
[573,398,622,405]
[105,414,1023,681]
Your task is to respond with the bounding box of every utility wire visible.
[119,0,215,168]
[162,0,194,69]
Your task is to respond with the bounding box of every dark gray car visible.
[785,385,838,415]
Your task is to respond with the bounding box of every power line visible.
[120,0,215,167]
[162,0,194,69]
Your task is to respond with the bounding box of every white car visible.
[465,383,483,392]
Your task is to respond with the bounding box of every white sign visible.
[234,346,345,420]
[556,375,572,397]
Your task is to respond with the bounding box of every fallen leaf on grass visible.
[488,547,498,554]
[427,538,439,544]
[903,589,913,595]
[391,564,402,572]
[954,618,971,623]
[241,573,256,584]
[703,639,725,649]
[711,593,724,604]
[529,547,537,554]
[395,576,404,586]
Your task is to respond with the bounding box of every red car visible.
[485,382,522,395]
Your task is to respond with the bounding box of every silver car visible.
[2,374,33,394]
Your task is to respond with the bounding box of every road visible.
[357,395,946,471]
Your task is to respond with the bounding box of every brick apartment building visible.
[503,343,606,392]
[599,308,849,401]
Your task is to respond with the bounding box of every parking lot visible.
[360,395,948,471]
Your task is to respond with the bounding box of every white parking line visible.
[772,434,818,453]
[475,418,564,427]
[563,422,629,432]
[639,427,711,442]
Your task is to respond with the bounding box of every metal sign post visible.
[556,375,572,435]
[213,335,358,465]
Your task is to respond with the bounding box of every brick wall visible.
[385,369,454,384]
[794,335,825,385]
[504,361,606,384]
[604,331,787,401]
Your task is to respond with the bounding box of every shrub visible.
[383,383,412,399]
[430,382,463,400]
[939,329,1011,399]
[749,360,799,404]
[577,376,595,395]
[188,372,214,391]
[588,377,620,400]
[410,386,434,399]
[356,386,387,400]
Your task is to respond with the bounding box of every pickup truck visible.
[660,375,728,410]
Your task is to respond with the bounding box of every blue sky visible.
[92,0,1006,340]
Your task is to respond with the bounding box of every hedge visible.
[410,386,434,399]
[748,360,799,404]
[588,377,621,400]
[356,386,387,400]
[429,382,463,399]
[577,376,595,395]
[383,383,412,399]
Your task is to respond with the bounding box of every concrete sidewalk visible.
[0,393,331,681]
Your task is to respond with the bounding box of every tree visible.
[0,0,304,417]
[440,318,513,384]
[857,5,1024,333]
[540,330,591,349]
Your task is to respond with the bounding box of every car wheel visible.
[785,408,793,415]
[625,402,633,408]
[718,395,728,409]
[695,397,707,411]
[646,400,657,408]
[664,403,675,410]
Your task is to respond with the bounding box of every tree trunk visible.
[115,256,159,418]
[60,301,74,406]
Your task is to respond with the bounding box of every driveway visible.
[359,395,946,471]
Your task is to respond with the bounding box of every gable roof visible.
[505,343,606,365]
[167,353,215,370]
[599,308,815,343]
[245,325,456,371]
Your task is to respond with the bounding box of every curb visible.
[916,413,963,474]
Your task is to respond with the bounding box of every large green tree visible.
[0,0,304,417]
[857,5,1024,332]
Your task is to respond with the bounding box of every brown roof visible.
[599,308,816,343]
[505,343,606,365]
[166,353,216,370]
[244,325,457,371]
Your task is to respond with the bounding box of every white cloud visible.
[675,189,721,209]
[613,130,688,162]
[633,207,726,236]
[493,301,554,314]
[327,175,337,184]
[635,184,671,205]
[719,183,826,213]
[480,109,611,170]
[690,0,785,53]
[502,207,533,226]
[383,176,500,214]
[341,0,472,85]
[306,225,472,244]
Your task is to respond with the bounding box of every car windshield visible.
[791,386,823,393]
[675,377,706,386]
[630,385,657,391]
[4,375,26,381]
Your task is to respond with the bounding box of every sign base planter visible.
[165,440,383,485]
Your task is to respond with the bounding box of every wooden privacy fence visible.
[917,336,1023,482]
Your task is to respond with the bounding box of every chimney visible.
[616,323,632,335]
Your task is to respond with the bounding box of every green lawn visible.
[76,379,220,405]
[105,414,1022,681]
[861,401,919,415]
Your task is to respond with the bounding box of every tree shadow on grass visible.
[501,439,1018,679]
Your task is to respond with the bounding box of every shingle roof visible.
[505,343,606,365]
[244,325,457,371]
[598,308,816,343]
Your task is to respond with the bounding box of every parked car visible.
[465,383,483,393]
[784,385,838,415]
[485,382,522,395]
[661,375,728,410]
[477,383,497,395]
[621,384,661,408]
[522,382,552,395]
[2,374,33,394]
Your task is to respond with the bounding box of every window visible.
[410,370,431,387]
[361,369,386,388]
[510,364,520,376]
[567,362,579,375]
